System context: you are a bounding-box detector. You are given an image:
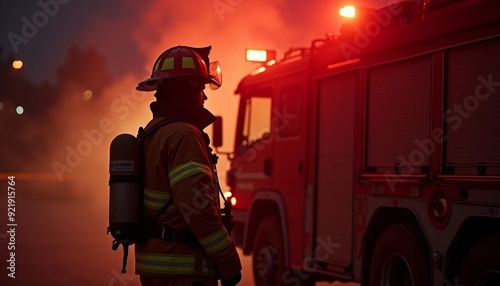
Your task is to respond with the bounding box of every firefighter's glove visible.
[221,272,242,286]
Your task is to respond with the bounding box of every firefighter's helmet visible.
[137,45,222,91]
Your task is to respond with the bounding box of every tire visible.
[458,234,500,286]
[253,215,285,286]
[368,223,430,286]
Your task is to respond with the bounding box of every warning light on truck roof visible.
[339,5,356,18]
[246,49,276,63]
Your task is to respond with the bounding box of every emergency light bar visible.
[339,5,356,18]
[246,49,276,63]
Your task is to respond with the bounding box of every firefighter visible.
[135,45,242,286]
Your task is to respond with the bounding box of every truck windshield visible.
[240,96,272,148]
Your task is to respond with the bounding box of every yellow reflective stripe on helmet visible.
[161,57,175,71]
[143,188,174,211]
[136,252,217,276]
[169,161,212,186]
[182,57,195,69]
[153,59,161,72]
[198,228,231,255]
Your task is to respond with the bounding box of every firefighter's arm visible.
[167,130,242,279]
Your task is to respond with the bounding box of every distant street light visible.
[12,60,23,69]
[16,106,24,115]
[82,89,93,100]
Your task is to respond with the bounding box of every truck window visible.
[278,85,301,137]
[240,96,272,148]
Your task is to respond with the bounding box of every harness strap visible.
[148,224,201,247]
[138,117,180,226]
[138,117,181,143]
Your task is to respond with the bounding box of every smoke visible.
[30,0,392,201]
[41,0,315,201]
[0,0,395,207]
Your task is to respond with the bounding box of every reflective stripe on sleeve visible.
[168,161,212,186]
[198,228,232,255]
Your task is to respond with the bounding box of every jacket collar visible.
[149,101,216,130]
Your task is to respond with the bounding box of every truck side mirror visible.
[213,116,223,148]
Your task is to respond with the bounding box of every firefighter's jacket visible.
[135,103,242,279]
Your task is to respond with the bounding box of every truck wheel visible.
[368,223,429,286]
[458,234,500,286]
[253,215,285,286]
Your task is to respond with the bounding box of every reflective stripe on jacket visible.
[136,252,217,276]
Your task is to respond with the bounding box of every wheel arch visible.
[361,207,431,284]
[242,190,290,267]
[446,215,500,282]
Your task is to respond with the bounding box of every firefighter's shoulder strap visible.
[137,117,180,143]
[137,117,179,224]
[136,117,202,246]
[113,118,181,275]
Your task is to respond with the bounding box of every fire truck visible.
[213,0,500,285]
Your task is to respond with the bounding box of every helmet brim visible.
[136,75,220,92]
[136,78,161,91]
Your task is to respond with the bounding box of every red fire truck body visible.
[216,0,500,285]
